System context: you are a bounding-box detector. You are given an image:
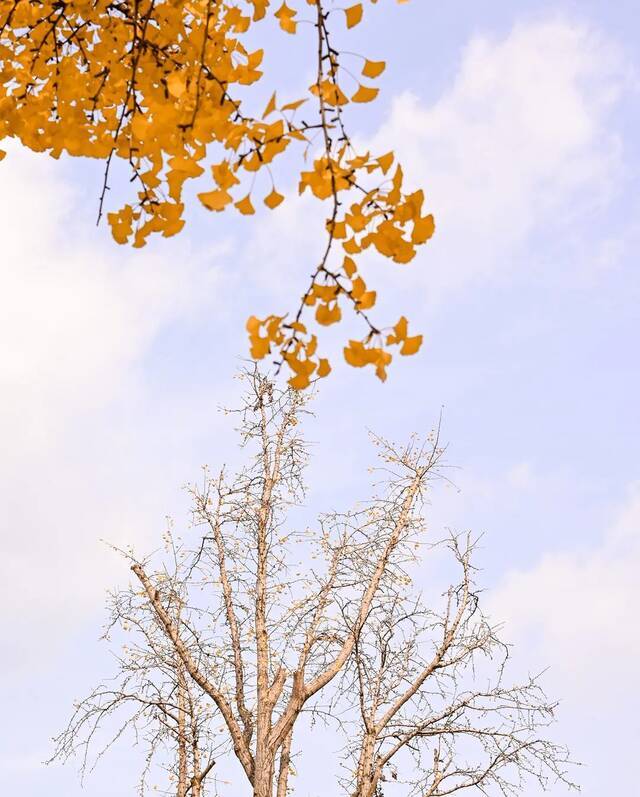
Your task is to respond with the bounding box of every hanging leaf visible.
[345,3,363,28]
[235,195,256,215]
[362,59,386,78]
[352,85,379,103]
[264,188,285,209]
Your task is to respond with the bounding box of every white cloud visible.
[488,482,640,698]
[485,483,640,794]
[0,145,225,452]
[0,145,228,666]
[368,19,627,301]
[506,461,536,489]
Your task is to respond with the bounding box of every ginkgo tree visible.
[0,0,435,388]
[50,369,576,797]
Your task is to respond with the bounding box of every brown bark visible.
[177,662,188,797]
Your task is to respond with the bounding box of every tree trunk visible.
[252,757,274,797]
[177,658,188,797]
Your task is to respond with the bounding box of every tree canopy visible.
[0,0,435,388]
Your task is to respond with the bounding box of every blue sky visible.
[1,1,639,795]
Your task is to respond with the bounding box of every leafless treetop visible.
[51,368,577,797]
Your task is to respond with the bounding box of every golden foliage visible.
[0,0,434,388]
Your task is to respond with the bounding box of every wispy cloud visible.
[489,481,640,697]
[0,145,227,664]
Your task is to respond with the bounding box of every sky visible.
[1,0,639,794]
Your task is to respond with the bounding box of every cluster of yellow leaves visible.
[0,0,431,389]
[301,152,435,264]
[246,315,331,390]
[0,0,300,247]
[250,144,434,385]
[240,0,435,388]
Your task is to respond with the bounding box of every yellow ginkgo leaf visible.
[289,372,310,390]
[252,0,269,19]
[377,152,394,174]
[275,2,297,33]
[375,363,389,382]
[0,149,6,161]
[352,85,379,103]
[313,283,339,302]
[109,226,130,246]
[356,290,376,310]
[235,194,255,215]
[250,336,271,359]
[316,302,342,326]
[343,256,357,278]
[162,217,185,238]
[233,13,251,33]
[345,3,363,28]
[311,80,350,107]
[394,316,408,340]
[198,189,232,212]
[306,334,318,356]
[350,276,366,300]
[212,161,240,190]
[343,340,369,368]
[362,59,386,78]
[262,91,277,118]
[166,70,187,98]
[329,220,347,239]
[264,188,284,209]
[281,18,296,34]
[130,114,150,140]
[411,214,435,244]
[317,358,331,378]
[281,98,307,112]
[400,334,423,356]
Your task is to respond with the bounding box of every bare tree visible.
[51,368,576,797]
[51,536,220,796]
[339,533,572,797]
